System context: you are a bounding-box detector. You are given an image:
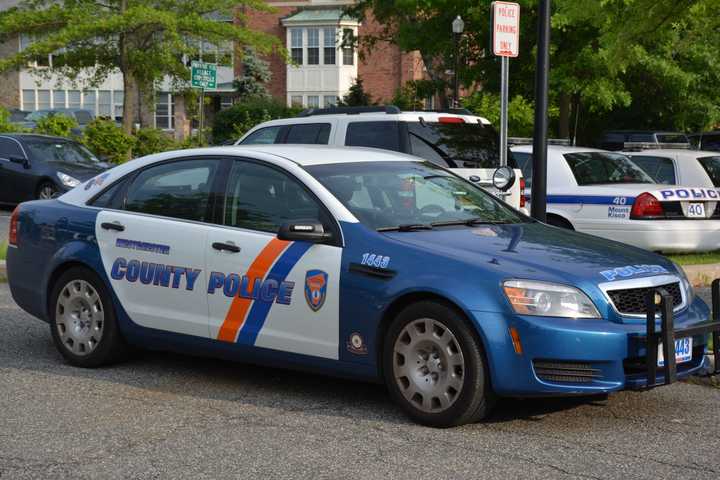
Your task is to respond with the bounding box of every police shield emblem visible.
[304,270,328,312]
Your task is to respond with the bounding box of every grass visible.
[666,250,720,266]
[0,241,6,261]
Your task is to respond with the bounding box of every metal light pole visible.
[530,0,551,222]
[452,15,464,109]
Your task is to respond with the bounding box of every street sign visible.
[191,61,217,89]
[492,2,520,58]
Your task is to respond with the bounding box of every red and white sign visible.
[492,2,520,57]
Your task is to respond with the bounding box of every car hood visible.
[49,161,111,180]
[381,222,677,285]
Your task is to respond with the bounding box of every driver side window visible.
[224,161,329,233]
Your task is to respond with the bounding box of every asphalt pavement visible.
[0,284,718,479]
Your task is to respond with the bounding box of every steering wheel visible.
[419,204,446,216]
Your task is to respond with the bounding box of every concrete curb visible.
[682,263,720,287]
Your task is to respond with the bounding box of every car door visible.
[206,159,342,359]
[94,157,221,338]
[0,137,31,203]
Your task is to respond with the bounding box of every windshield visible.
[305,161,525,231]
[406,121,517,169]
[25,139,100,165]
[564,152,655,186]
[698,156,720,187]
[656,133,688,143]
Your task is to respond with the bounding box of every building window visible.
[53,90,66,109]
[323,28,336,65]
[290,95,303,107]
[307,95,319,108]
[220,95,234,110]
[68,90,82,108]
[98,90,112,117]
[83,91,96,114]
[290,28,303,65]
[324,95,337,107]
[156,92,174,130]
[342,29,355,66]
[37,90,51,110]
[113,90,124,121]
[199,40,233,67]
[307,28,319,65]
[22,90,35,111]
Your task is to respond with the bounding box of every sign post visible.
[491,2,520,168]
[191,61,217,145]
[531,0,551,222]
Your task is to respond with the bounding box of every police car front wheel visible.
[50,267,128,368]
[383,301,495,427]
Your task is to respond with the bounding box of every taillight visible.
[438,116,464,124]
[519,178,526,208]
[9,205,20,246]
[630,192,664,219]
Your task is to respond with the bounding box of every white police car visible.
[620,146,719,189]
[235,106,526,211]
[512,145,720,252]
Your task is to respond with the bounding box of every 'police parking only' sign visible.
[492,2,520,57]
[191,61,217,89]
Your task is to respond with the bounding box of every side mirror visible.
[277,221,332,243]
[9,156,29,169]
[492,166,516,192]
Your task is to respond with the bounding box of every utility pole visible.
[530,0,551,221]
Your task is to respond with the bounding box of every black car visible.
[688,131,720,152]
[599,130,688,150]
[0,134,111,204]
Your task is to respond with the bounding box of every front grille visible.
[607,282,682,315]
[533,360,603,383]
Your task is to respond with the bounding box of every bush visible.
[0,107,26,133]
[34,113,78,137]
[82,119,135,163]
[133,128,178,158]
[212,98,301,144]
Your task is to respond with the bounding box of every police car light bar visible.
[508,137,571,146]
[623,142,691,151]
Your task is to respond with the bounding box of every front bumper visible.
[578,220,720,253]
[472,281,719,396]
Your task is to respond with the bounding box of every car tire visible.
[383,301,495,427]
[546,215,574,230]
[49,267,128,368]
[37,181,59,200]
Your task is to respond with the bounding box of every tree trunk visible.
[139,84,155,128]
[558,92,571,139]
[122,70,138,136]
[174,94,190,142]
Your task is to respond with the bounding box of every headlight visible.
[57,172,80,188]
[672,261,694,303]
[503,280,600,318]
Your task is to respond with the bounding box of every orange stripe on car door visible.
[216,238,289,342]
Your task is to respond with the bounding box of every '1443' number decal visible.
[361,253,391,269]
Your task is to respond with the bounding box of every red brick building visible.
[241,1,427,108]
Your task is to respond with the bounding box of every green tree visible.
[234,47,272,101]
[34,113,78,137]
[339,77,374,107]
[0,1,278,135]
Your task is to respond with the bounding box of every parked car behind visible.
[688,131,720,152]
[620,147,720,188]
[22,108,95,134]
[599,130,688,151]
[0,134,110,204]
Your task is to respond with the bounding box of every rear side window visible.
[698,156,720,187]
[345,121,401,151]
[284,123,331,144]
[90,179,127,209]
[563,152,655,186]
[628,155,676,184]
[240,126,283,145]
[513,152,532,187]
[0,138,23,159]
[125,159,218,222]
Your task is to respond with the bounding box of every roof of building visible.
[281,8,358,25]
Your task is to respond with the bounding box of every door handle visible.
[101,222,125,232]
[212,242,240,253]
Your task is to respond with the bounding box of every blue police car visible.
[6,145,719,427]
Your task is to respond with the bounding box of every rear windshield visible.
[698,156,720,187]
[406,121,517,169]
[563,152,655,186]
[25,139,100,165]
[656,133,688,143]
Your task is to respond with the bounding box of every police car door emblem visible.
[304,270,328,312]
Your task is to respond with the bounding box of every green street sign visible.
[191,61,217,89]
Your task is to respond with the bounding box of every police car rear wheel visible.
[50,267,128,368]
[384,301,494,427]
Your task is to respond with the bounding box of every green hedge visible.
[212,99,301,144]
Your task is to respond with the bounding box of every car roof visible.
[510,145,611,155]
[0,133,78,142]
[248,111,492,127]
[620,148,719,160]
[215,144,423,166]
